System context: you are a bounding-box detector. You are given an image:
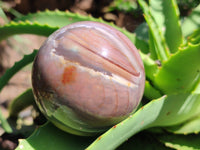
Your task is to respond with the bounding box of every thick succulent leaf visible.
[13,10,128,36]
[164,76,200,135]
[182,4,200,37]
[187,27,200,45]
[158,133,200,150]
[0,10,148,53]
[144,81,162,100]
[16,122,94,150]
[16,93,200,150]
[107,0,138,13]
[116,132,172,150]
[193,79,200,94]
[0,108,12,133]
[0,21,57,41]
[139,51,159,81]
[138,0,170,61]
[139,51,162,99]
[9,88,36,118]
[87,93,200,150]
[148,31,157,59]
[0,50,38,92]
[166,115,200,134]
[150,0,182,53]
[134,22,149,43]
[0,7,9,23]
[153,43,200,94]
[0,51,37,133]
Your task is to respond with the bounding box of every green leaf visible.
[150,0,183,53]
[148,31,158,59]
[139,51,159,81]
[0,21,57,41]
[166,115,200,134]
[144,81,162,100]
[139,51,162,99]
[138,0,170,61]
[116,132,172,150]
[153,43,200,94]
[14,9,106,27]
[158,133,200,150]
[193,79,200,94]
[9,88,36,118]
[187,27,200,45]
[134,22,149,43]
[0,51,37,133]
[0,7,9,23]
[87,93,200,150]
[182,4,200,37]
[0,108,12,133]
[16,122,94,150]
[108,0,138,13]
[0,50,38,92]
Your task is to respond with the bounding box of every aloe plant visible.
[0,0,200,149]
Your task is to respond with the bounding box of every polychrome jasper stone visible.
[32,21,145,136]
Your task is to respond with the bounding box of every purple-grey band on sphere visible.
[32,21,145,135]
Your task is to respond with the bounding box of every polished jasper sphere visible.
[32,21,145,136]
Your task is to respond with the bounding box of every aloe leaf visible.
[144,81,162,100]
[134,22,149,43]
[148,31,158,59]
[150,0,182,53]
[166,115,200,134]
[108,0,138,13]
[182,4,200,37]
[187,27,200,45]
[13,10,128,37]
[0,50,38,92]
[0,51,37,132]
[87,93,200,150]
[0,108,12,133]
[139,51,159,81]
[0,10,149,53]
[9,88,36,118]
[0,7,9,23]
[138,0,170,61]
[15,122,94,150]
[153,43,200,94]
[0,21,57,41]
[116,132,171,150]
[15,10,105,28]
[139,51,162,99]
[158,133,200,150]
[193,80,200,94]
[164,78,200,134]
